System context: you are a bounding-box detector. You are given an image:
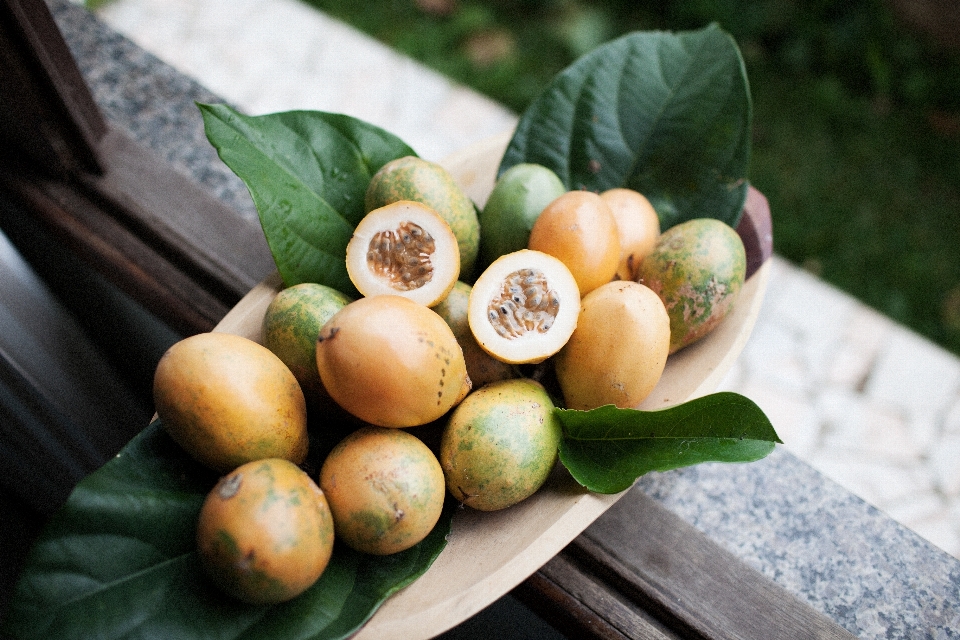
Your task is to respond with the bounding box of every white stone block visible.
[817,389,921,465]
[807,453,935,509]
[865,325,960,422]
[931,433,960,496]
[733,376,820,459]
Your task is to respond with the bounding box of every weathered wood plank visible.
[514,552,678,640]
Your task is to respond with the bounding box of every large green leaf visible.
[199,104,417,293]
[2,420,453,640]
[499,24,752,231]
[558,392,781,494]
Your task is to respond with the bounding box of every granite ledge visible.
[639,448,960,638]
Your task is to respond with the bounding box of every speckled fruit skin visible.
[440,378,561,511]
[196,458,335,604]
[319,426,446,555]
[153,332,308,473]
[599,188,661,282]
[315,295,471,428]
[636,218,746,353]
[262,282,352,412]
[527,190,620,295]
[432,281,516,389]
[479,163,566,271]
[364,156,480,279]
[554,281,670,410]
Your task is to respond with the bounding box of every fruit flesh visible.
[468,249,580,365]
[196,458,335,604]
[367,219,438,291]
[365,156,480,278]
[486,267,561,338]
[346,200,459,307]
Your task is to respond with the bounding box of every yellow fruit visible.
[468,249,580,364]
[196,458,335,604]
[319,426,445,555]
[315,295,471,427]
[599,188,660,281]
[345,200,460,307]
[527,190,620,295]
[554,280,670,410]
[153,332,308,473]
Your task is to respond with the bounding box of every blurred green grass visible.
[305,0,960,357]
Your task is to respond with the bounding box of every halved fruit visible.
[468,249,580,364]
[346,200,460,307]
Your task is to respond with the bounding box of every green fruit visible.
[636,218,746,353]
[440,378,561,511]
[432,281,516,389]
[365,156,481,278]
[262,283,353,412]
[479,163,566,271]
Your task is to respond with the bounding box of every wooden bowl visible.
[213,132,773,639]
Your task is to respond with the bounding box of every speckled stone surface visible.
[46,1,960,637]
[637,449,960,638]
[48,0,257,222]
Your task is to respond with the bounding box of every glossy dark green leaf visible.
[2,420,453,640]
[199,104,417,292]
[558,392,781,494]
[499,24,752,231]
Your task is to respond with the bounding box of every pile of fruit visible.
[3,27,781,640]
[152,154,747,605]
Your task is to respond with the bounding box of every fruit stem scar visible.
[218,473,243,500]
[317,326,340,343]
[457,486,478,503]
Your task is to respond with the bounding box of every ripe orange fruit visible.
[527,190,620,295]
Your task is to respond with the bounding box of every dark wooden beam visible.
[0,125,275,336]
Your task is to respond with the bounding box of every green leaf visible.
[198,104,417,292]
[558,392,781,494]
[499,24,752,230]
[2,420,452,640]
